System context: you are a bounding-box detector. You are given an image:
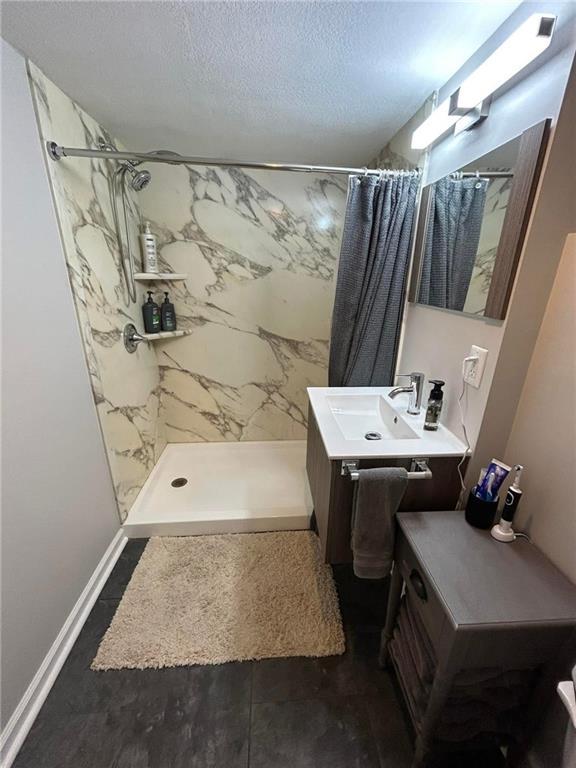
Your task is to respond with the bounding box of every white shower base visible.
[123,440,312,537]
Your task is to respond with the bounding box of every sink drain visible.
[171,477,188,488]
[364,431,382,441]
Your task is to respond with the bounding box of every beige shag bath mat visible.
[92,531,344,670]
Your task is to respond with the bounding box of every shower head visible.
[129,167,152,191]
[114,158,151,191]
[98,138,151,190]
[125,161,151,191]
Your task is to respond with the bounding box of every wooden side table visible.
[381,511,576,767]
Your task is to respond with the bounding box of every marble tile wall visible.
[138,166,347,441]
[29,63,165,521]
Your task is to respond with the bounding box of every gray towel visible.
[351,467,408,579]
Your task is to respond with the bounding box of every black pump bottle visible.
[424,380,445,431]
[161,292,177,331]
[142,291,161,334]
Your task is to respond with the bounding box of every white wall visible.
[398,3,576,451]
[0,40,119,728]
[399,306,503,447]
[504,235,576,584]
[469,49,576,489]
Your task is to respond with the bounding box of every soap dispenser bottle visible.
[424,380,445,431]
[140,221,158,274]
[161,292,177,331]
[142,291,161,334]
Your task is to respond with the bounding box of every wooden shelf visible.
[141,330,190,341]
[134,273,187,281]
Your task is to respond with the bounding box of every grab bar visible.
[341,458,432,481]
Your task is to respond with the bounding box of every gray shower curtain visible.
[418,176,488,311]
[329,172,420,387]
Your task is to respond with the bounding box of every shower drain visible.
[364,431,382,441]
[171,477,188,488]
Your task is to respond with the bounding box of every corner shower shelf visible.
[134,273,188,281]
[141,330,191,341]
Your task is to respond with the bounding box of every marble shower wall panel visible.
[28,63,165,521]
[138,165,347,442]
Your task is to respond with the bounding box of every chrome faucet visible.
[388,372,425,415]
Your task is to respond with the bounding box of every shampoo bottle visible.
[140,221,158,274]
[161,292,177,331]
[142,291,161,334]
[424,380,445,431]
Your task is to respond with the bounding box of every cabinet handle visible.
[409,569,428,602]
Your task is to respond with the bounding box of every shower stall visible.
[123,441,312,537]
[31,62,351,535]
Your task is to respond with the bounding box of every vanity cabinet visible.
[306,407,466,564]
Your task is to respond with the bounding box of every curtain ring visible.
[361,167,368,177]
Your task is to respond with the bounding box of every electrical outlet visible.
[463,345,488,388]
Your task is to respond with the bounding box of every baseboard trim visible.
[0,529,127,768]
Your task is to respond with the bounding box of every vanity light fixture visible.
[411,98,460,151]
[411,12,556,150]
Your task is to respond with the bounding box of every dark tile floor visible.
[13,539,505,768]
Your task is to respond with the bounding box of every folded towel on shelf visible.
[351,467,408,579]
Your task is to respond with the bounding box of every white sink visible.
[326,394,419,441]
[307,386,468,459]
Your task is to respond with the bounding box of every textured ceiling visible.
[1,1,521,165]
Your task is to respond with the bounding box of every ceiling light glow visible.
[411,13,556,150]
[411,99,459,150]
[454,13,556,111]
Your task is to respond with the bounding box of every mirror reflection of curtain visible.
[329,171,420,386]
[419,177,488,311]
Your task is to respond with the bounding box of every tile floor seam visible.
[251,692,371,707]
[251,691,368,706]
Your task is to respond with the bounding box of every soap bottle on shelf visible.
[142,291,161,334]
[140,221,158,274]
[161,292,177,331]
[424,380,445,431]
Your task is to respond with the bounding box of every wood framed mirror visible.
[408,118,551,321]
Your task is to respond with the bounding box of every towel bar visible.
[341,459,432,481]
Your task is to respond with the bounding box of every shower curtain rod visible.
[46,141,513,178]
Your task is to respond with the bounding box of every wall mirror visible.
[408,119,550,320]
